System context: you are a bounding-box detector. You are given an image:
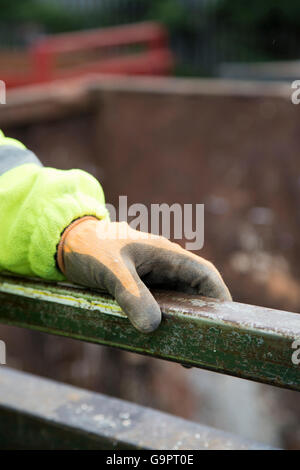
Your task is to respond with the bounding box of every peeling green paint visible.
[0,274,299,391]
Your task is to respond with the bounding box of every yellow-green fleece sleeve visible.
[0,163,109,280]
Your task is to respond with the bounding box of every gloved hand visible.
[57,217,231,333]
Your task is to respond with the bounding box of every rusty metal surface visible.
[0,274,299,391]
[0,367,274,450]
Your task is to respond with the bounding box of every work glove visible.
[57,217,231,333]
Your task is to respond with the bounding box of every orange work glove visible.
[57,217,231,333]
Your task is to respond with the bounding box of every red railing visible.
[1,22,173,89]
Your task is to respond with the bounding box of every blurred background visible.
[0,0,300,449]
[2,0,300,80]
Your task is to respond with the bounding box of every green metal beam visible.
[0,274,299,391]
[0,367,274,450]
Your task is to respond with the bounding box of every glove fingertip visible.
[133,307,162,334]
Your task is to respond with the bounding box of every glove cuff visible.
[57,216,98,275]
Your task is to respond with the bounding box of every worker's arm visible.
[0,131,231,333]
[0,130,108,280]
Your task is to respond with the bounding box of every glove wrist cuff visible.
[57,216,98,274]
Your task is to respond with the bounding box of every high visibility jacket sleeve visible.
[0,130,109,280]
